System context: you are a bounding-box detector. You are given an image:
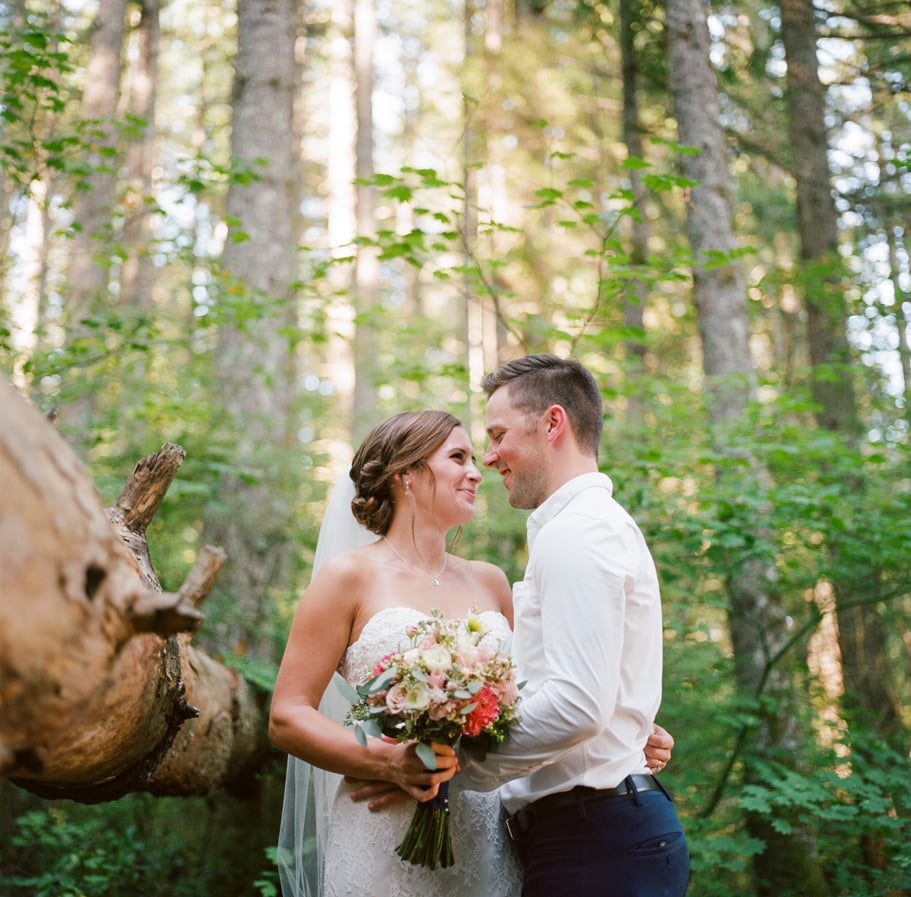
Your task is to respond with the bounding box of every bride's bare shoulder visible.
[301,544,386,617]
[312,540,381,580]
[465,557,509,585]
[462,558,512,622]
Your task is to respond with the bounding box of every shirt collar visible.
[527,472,613,541]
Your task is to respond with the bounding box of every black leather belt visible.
[518,775,665,826]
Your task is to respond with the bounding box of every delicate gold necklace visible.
[382,536,448,586]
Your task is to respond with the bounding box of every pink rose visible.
[385,683,408,713]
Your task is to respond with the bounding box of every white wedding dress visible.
[322,605,522,897]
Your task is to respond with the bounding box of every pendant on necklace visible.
[431,578,440,587]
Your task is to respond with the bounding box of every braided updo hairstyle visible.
[349,410,463,536]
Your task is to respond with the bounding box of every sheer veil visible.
[276,472,379,897]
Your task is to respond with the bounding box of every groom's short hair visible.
[481,354,603,457]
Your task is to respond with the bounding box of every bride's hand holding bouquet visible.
[342,608,522,870]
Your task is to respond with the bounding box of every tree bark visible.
[780,0,860,434]
[781,0,904,730]
[0,378,268,803]
[120,0,161,313]
[57,0,128,441]
[780,3,908,873]
[324,0,358,442]
[352,0,380,441]
[64,0,126,319]
[619,0,651,419]
[206,0,301,661]
[665,1,831,894]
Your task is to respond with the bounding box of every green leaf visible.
[415,743,437,770]
[384,185,413,202]
[335,677,359,703]
[359,667,396,694]
[360,719,383,740]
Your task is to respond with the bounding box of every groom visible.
[459,354,689,896]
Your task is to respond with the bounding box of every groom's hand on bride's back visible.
[645,722,674,773]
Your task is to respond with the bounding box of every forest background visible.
[0,0,909,895]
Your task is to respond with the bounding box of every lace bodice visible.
[323,606,521,897]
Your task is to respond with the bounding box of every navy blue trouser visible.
[519,781,690,897]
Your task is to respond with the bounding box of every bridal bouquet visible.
[344,608,522,870]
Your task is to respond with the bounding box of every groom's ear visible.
[543,405,568,444]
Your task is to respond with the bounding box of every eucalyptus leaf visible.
[361,667,396,694]
[362,719,383,739]
[415,743,437,771]
[335,677,359,704]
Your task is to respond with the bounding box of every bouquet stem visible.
[396,781,454,870]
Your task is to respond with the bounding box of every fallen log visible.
[0,377,268,802]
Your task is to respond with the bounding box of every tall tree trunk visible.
[351,0,379,440]
[58,0,128,441]
[780,0,907,872]
[481,0,509,391]
[463,0,481,425]
[398,27,422,321]
[206,0,301,662]
[781,0,904,735]
[120,0,160,312]
[322,0,357,459]
[780,0,859,434]
[464,0,507,432]
[665,1,831,894]
[619,0,651,420]
[197,9,304,880]
[65,0,126,319]
[886,225,911,423]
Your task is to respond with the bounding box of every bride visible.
[269,410,672,897]
[270,410,521,897]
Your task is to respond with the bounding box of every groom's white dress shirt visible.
[461,472,663,814]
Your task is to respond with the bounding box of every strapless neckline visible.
[350,605,510,651]
[339,605,512,690]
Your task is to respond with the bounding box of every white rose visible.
[402,682,432,711]
[421,646,453,671]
